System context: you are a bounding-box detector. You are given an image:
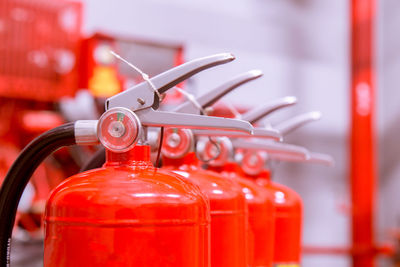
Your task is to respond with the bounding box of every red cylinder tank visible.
[256,170,303,265]
[210,162,275,267]
[163,153,248,267]
[44,145,211,267]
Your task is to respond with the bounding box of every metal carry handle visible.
[135,108,253,133]
[274,111,322,136]
[242,96,297,124]
[192,127,281,141]
[174,70,263,114]
[231,139,310,159]
[106,53,235,111]
[268,151,334,166]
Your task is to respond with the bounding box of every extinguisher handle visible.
[106,53,235,111]
[308,152,335,166]
[192,127,282,141]
[173,69,263,114]
[241,96,297,124]
[268,151,335,166]
[134,108,253,134]
[231,139,310,159]
[274,111,322,136]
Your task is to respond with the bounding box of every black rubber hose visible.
[80,147,105,172]
[0,122,76,266]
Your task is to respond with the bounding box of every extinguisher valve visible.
[97,107,141,152]
[241,150,268,176]
[196,136,233,166]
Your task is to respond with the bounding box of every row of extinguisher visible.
[0,52,333,267]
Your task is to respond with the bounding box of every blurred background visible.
[1,0,399,266]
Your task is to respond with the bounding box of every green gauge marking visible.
[117,112,125,122]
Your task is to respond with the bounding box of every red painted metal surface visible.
[256,171,302,265]
[350,0,376,266]
[209,162,275,267]
[0,0,82,101]
[44,145,211,267]
[163,153,248,267]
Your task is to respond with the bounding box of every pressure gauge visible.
[162,128,194,159]
[241,150,267,176]
[199,137,232,166]
[97,107,141,152]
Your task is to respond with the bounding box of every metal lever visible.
[186,97,298,142]
[106,53,235,111]
[242,96,297,124]
[174,70,263,114]
[308,152,335,166]
[268,151,334,166]
[231,139,310,159]
[274,111,322,136]
[192,127,281,141]
[135,108,253,133]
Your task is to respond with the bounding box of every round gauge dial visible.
[162,128,193,159]
[97,107,140,152]
[241,150,266,176]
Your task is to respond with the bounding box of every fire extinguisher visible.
[193,101,307,267]
[77,68,274,267]
[0,53,256,266]
[162,84,305,267]
[198,137,308,267]
[160,70,283,267]
[199,102,332,267]
[171,89,314,267]
[238,111,334,267]
[161,128,282,267]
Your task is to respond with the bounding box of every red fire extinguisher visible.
[197,100,332,267]
[75,68,278,267]
[161,129,284,267]
[192,101,308,267]
[239,111,334,266]
[242,148,333,267]
[163,82,308,267]
[198,133,310,265]
[0,53,256,266]
[160,70,282,267]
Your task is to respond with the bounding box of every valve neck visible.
[240,166,271,180]
[105,145,153,167]
[258,169,271,180]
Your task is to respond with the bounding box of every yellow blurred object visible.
[88,66,120,97]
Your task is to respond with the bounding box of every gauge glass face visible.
[242,151,264,176]
[204,138,230,166]
[98,108,139,152]
[162,128,192,159]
